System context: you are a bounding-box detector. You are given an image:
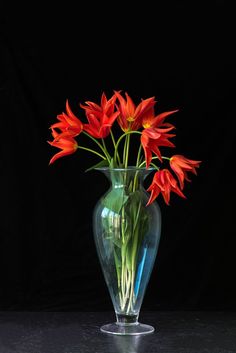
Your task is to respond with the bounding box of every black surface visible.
[0,311,235,353]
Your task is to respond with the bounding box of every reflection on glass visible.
[112,335,144,353]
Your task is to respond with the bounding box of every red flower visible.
[140,109,178,167]
[142,108,178,129]
[48,129,78,164]
[80,93,119,138]
[141,127,175,168]
[170,155,201,189]
[81,92,117,117]
[50,100,83,138]
[115,91,156,132]
[147,169,186,206]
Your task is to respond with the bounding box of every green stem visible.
[121,245,126,307]
[126,201,141,313]
[138,155,170,168]
[133,144,143,192]
[110,130,121,165]
[135,144,143,167]
[138,159,160,169]
[77,146,107,160]
[102,138,111,162]
[150,162,160,170]
[114,131,142,165]
[138,160,148,168]
[124,133,131,168]
[122,136,127,165]
[110,129,116,148]
[82,131,111,162]
[127,270,134,313]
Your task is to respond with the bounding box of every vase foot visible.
[100,322,155,336]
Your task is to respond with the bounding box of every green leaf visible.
[114,248,121,268]
[102,189,128,214]
[109,157,118,169]
[85,159,109,172]
[112,236,122,248]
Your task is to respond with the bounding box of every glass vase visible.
[93,167,161,335]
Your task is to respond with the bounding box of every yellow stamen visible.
[143,123,151,128]
[127,116,135,122]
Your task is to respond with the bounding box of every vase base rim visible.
[100,322,155,336]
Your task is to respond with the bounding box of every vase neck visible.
[96,167,154,190]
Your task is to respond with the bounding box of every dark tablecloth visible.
[0,311,235,352]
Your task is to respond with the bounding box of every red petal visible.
[143,128,161,139]
[141,135,152,168]
[146,186,160,206]
[153,110,178,127]
[66,100,79,121]
[49,149,75,164]
[170,164,185,189]
[125,92,136,117]
[101,92,107,107]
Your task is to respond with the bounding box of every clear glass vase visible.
[93,167,161,335]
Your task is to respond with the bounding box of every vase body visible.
[93,167,161,335]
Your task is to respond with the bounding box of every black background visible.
[1,2,235,312]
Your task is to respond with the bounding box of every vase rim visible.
[94,166,156,172]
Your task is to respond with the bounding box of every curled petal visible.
[81,93,118,138]
[170,155,201,189]
[146,169,186,206]
[146,187,161,206]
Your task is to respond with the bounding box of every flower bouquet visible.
[48,91,200,335]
